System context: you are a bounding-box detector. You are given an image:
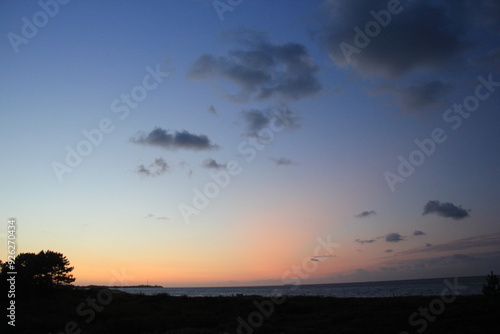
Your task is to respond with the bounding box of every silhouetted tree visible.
[0,250,75,290]
[482,271,500,297]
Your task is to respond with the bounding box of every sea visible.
[113,276,485,298]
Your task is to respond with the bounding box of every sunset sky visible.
[1,0,499,287]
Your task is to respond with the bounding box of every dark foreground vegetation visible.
[5,289,500,334]
[2,251,499,333]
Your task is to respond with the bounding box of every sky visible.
[1,0,499,287]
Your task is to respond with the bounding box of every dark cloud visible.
[320,0,469,77]
[385,233,404,243]
[187,31,321,101]
[425,243,432,247]
[355,210,376,218]
[136,158,170,177]
[202,158,226,170]
[377,80,452,114]
[132,127,217,151]
[270,157,295,166]
[385,249,393,253]
[413,230,426,236]
[310,258,320,262]
[355,239,376,244]
[423,200,470,220]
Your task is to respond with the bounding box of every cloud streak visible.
[355,210,376,218]
[355,239,376,244]
[270,157,295,166]
[398,232,500,256]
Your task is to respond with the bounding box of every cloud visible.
[241,105,301,136]
[423,200,470,220]
[413,230,426,236]
[385,233,405,243]
[310,258,320,262]
[354,210,376,218]
[136,158,170,177]
[243,109,271,132]
[425,243,432,247]
[270,157,295,166]
[156,216,170,221]
[398,232,500,256]
[381,251,500,272]
[313,255,335,259]
[355,239,376,244]
[320,0,470,77]
[385,249,393,253]
[202,158,226,170]
[132,127,217,151]
[187,31,321,101]
[208,105,218,115]
[377,80,452,114]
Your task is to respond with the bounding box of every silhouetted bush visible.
[482,271,500,297]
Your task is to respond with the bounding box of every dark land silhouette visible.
[1,251,499,333]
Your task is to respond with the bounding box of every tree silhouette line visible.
[1,250,75,293]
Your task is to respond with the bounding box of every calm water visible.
[114,276,485,298]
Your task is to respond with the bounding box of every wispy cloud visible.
[202,158,226,170]
[398,232,500,256]
[241,105,301,137]
[355,210,376,218]
[423,200,470,220]
[136,158,170,177]
[208,105,218,115]
[270,157,295,166]
[413,230,426,236]
[376,80,452,115]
